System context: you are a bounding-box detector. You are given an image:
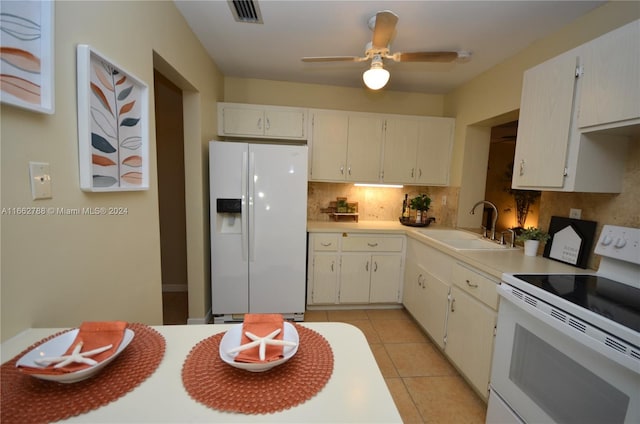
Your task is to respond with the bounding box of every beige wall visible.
[224,77,445,117]
[0,1,223,341]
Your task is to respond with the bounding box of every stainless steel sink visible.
[416,228,518,251]
[416,229,480,240]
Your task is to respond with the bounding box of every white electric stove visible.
[488,225,640,424]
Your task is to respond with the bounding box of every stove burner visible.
[513,274,640,332]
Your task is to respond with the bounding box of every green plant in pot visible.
[516,226,550,256]
[410,194,431,224]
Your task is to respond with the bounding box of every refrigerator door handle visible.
[241,151,249,261]
[248,150,256,262]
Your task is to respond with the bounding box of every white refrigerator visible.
[209,141,308,322]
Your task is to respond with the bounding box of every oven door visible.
[490,284,640,424]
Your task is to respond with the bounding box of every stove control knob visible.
[601,234,613,246]
[614,237,627,249]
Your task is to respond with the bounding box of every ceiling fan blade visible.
[302,56,366,62]
[393,51,459,63]
[372,10,398,50]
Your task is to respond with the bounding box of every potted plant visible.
[516,226,550,256]
[410,194,431,224]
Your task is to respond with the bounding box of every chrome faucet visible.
[470,200,499,241]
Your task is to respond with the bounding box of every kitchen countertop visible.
[307,220,590,280]
[1,323,401,423]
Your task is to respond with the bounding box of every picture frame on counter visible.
[76,44,149,192]
[0,0,54,114]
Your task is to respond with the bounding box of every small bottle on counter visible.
[402,194,409,219]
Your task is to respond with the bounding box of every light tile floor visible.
[304,308,487,424]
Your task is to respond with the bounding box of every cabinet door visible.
[446,286,497,399]
[310,111,349,181]
[382,117,419,183]
[512,51,578,188]
[264,109,306,139]
[416,117,454,185]
[311,254,339,304]
[369,255,402,303]
[578,20,640,128]
[420,270,450,349]
[222,107,264,136]
[402,254,420,314]
[339,254,371,303]
[346,115,384,182]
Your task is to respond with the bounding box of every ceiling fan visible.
[301,10,471,90]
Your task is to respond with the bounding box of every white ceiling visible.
[174,0,605,94]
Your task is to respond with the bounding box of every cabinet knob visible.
[257,117,262,130]
[320,242,332,247]
[367,242,378,247]
[466,279,479,288]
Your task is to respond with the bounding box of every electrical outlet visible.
[442,195,447,206]
[569,208,582,219]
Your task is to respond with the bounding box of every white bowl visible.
[219,322,299,372]
[16,328,135,383]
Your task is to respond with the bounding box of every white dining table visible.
[1,322,402,423]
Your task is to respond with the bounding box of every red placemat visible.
[182,323,334,414]
[1,323,165,424]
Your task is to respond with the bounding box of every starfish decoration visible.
[34,341,113,368]
[227,328,297,361]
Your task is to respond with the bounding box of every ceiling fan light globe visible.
[363,67,390,90]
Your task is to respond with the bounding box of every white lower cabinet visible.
[402,238,499,401]
[446,263,499,400]
[310,254,339,304]
[307,233,405,305]
[402,238,452,348]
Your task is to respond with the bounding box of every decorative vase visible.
[524,240,540,256]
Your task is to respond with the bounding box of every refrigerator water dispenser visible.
[216,198,242,234]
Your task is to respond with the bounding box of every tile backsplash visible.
[307,182,460,227]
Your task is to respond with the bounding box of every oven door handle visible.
[498,284,640,374]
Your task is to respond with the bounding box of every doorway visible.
[153,69,188,325]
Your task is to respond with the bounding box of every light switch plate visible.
[29,162,52,200]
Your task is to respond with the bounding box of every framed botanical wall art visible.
[0,0,54,114]
[77,44,149,192]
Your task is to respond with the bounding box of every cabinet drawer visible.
[312,234,339,251]
[452,263,499,310]
[341,235,404,252]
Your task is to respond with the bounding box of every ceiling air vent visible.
[228,0,263,24]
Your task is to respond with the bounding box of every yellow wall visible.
[224,77,445,116]
[0,1,223,341]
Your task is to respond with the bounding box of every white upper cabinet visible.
[382,117,420,183]
[218,103,307,140]
[382,116,454,185]
[346,115,385,182]
[309,111,349,181]
[512,21,637,193]
[415,117,455,185]
[578,20,640,130]
[309,110,383,183]
[512,50,579,189]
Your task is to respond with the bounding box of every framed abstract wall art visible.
[0,0,54,114]
[77,44,149,192]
